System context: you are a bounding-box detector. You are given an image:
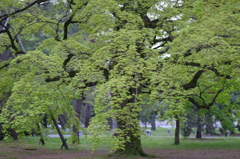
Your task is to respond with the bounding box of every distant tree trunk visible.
[38,124,45,145]
[205,113,215,135]
[72,98,82,144]
[151,111,156,130]
[174,115,180,145]
[9,128,18,140]
[51,113,69,150]
[0,107,3,140]
[108,118,113,130]
[58,114,66,130]
[84,103,91,128]
[196,115,202,139]
[0,123,4,141]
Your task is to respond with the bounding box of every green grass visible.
[1,127,240,152]
[142,136,240,150]
[141,127,176,136]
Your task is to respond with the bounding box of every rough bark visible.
[174,115,180,145]
[113,117,149,157]
[113,133,148,157]
[112,93,150,157]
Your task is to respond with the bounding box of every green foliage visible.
[0,0,239,153]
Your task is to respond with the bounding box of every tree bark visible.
[174,115,180,145]
[114,118,149,157]
[112,93,150,157]
[196,115,202,139]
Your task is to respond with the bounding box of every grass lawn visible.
[0,127,240,159]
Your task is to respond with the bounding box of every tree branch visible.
[182,70,204,90]
[0,0,49,20]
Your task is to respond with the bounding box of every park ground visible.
[1,127,240,159]
[1,136,240,159]
[1,146,240,159]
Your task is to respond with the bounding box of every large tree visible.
[1,0,179,156]
[0,0,239,157]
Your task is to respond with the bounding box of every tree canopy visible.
[0,0,239,157]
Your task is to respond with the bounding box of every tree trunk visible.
[174,115,180,145]
[9,128,18,140]
[51,113,69,150]
[72,98,82,144]
[0,123,3,140]
[84,103,91,128]
[112,95,150,157]
[114,132,148,157]
[108,117,117,130]
[114,119,149,157]
[58,114,66,130]
[151,111,156,130]
[196,115,202,139]
[144,122,147,128]
[205,113,215,135]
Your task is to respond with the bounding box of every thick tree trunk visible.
[112,95,150,157]
[174,115,180,145]
[51,114,69,150]
[196,115,202,139]
[114,119,149,157]
[114,133,148,157]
